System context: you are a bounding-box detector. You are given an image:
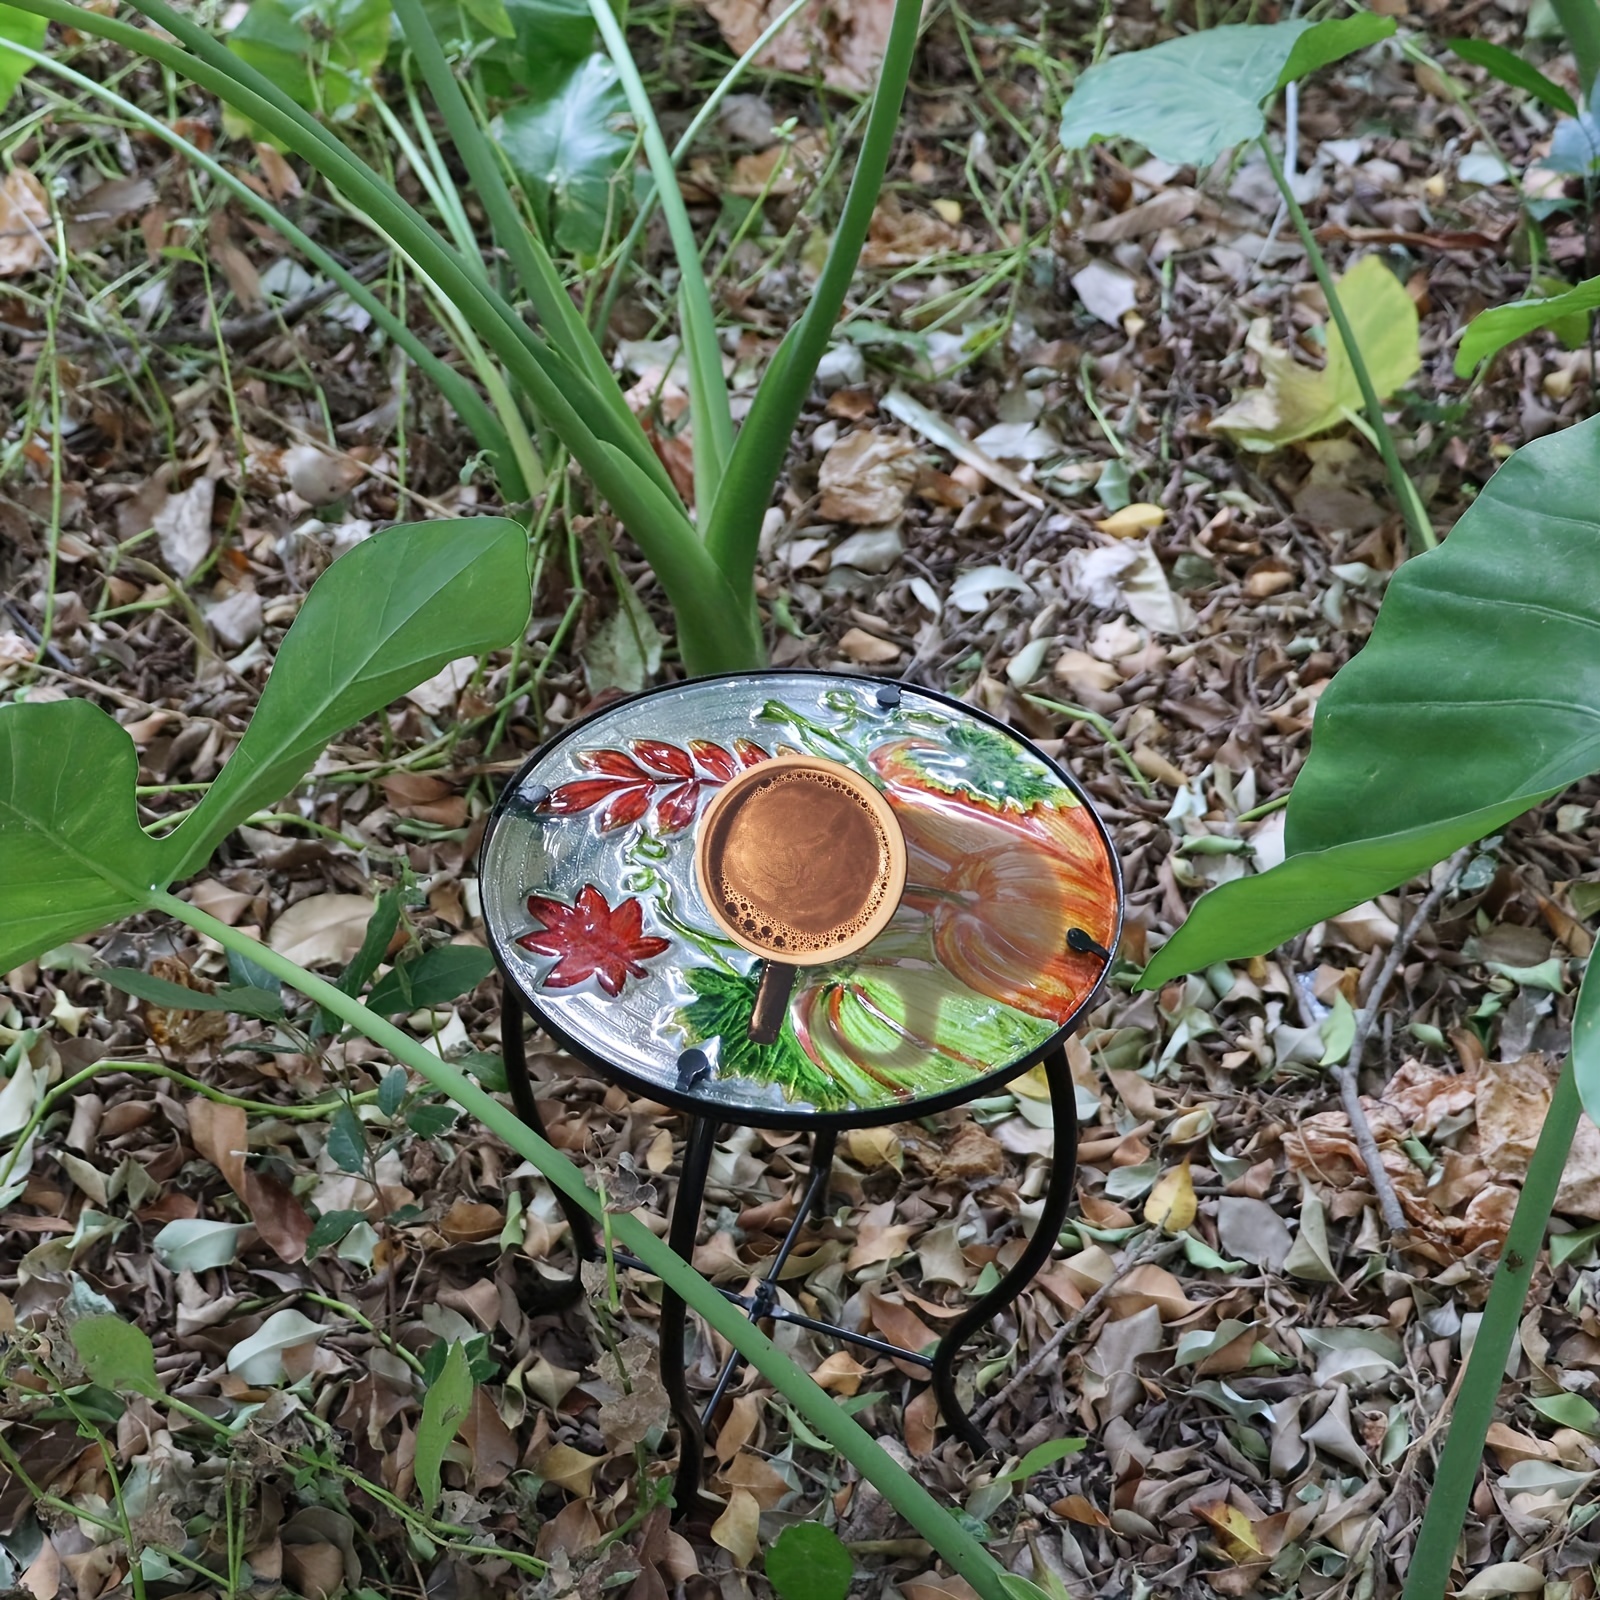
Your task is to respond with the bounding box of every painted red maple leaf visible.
[539,737,767,834]
[516,885,671,997]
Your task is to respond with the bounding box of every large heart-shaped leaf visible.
[160,518,529,880]
[0,700,164,973]
[1058,14,1394,167]
[497,54,632,257]
[1143,414,1600,984]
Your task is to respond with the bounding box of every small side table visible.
[480,671,1122,1506]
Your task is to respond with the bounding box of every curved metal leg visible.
[500,982,595,1305]
[661,1115,717,1518]
[700,1126,838,1425]
[930,1046,1079,1454]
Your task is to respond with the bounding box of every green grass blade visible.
[587,0,734,514]
[703,0,921,580]
[0,37,523,495]
[1402,957,1595,1598]
[391,0,633,420]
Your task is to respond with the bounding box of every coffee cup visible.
[694,756,906,1043]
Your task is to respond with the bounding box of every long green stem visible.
[1259,137,1435,553]
[588,0,735,515]
[392,0,630,419]
[1402,961,1595,1598]
[0,37,522,494]
[148,889,1008,1600]
[702,0,922,581]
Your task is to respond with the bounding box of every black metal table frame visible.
[501,984,1081,1511]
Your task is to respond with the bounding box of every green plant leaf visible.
[0,4,46,106]
[71,1315,161,1398]
[1144,414,1600,984]
[0,700,165,974]
[406,1102,458,1138]
[159,518,530,881]
[327,1104,367,1173]
[100,967,285,1020]
[1058,15,1392,167]
[230,0,391,119]
[416,1340,474,1513]
[365,944,496,1014]
[497,54,631,256]
[1532,1392,1600,1433]
[765,1523,853,1600]
[1277,13,1396,86]
[305,1208,366,1258]
[1456,274,1600,375]
[995,1436,1088,1485]
[1448,37,1577,114]
[1212,255,1420,447]
[475,0,593,91]
[378,1066,408,1118]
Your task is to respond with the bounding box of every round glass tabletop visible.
[481,672,1123,1129]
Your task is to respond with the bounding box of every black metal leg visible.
[661,1115,717,1517]
[929,1046,1079,1454]
[699,1126,838,1425]
[500,982,596,1302]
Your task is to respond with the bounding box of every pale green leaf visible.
[416,1341,474,1513]
[1212,257,1420,448]
[230,0,391,119]
[152,1218,252,1272]
[1318,991,1356,1065]
[996,1436,1088,1484]
[71,1315,161,1398]
[1531,1392,1600,1434]
[1276,13,1396,87]
[0,5,47,108]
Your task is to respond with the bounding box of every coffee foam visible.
[706,768,891,956]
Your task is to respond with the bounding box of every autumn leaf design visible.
[539,737,767,834]
[516,885,670,997]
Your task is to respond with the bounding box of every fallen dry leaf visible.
[710,1487,760,1566]
[0,167,50,276]
[702,0,902,93]
[268,894,375,968]
[818,428,918,523]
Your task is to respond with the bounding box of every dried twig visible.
[971,1232,1184,1426]
[1332,846,1474,1235]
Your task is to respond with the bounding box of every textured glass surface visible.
[481,674,1120,1123]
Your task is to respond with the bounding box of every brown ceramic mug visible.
[694,756,907,1043]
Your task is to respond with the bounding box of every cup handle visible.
[749,961,797,1044]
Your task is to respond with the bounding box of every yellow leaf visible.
[1166,1105,1215,1144]
[710,1487,761,1566]
[1093,502,1165,536]
[844,1125,902,1171]
[539,1443,602,1496]
[932,198,963,225]
[1144,1160,1196,1233]
[1211,255,1420,449]
[1011,1063,1053,1101]
[1195,1500,1264,1561]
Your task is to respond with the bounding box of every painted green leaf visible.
[0,5,47,108]
[71,1315,161,1398]
[766,1523,853,1600]
[1448,38,1576,116]
[1144,415,1600,984]
[159,518,530,881]
[416,1340,474,1513]
[1212,256,1420,448]
[1456,274,1600,376]
[498,54,632,256]
[365,944,495,1014]
[230,0,392,119]
[0,701,164,974]
[1058,15,1393,167]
